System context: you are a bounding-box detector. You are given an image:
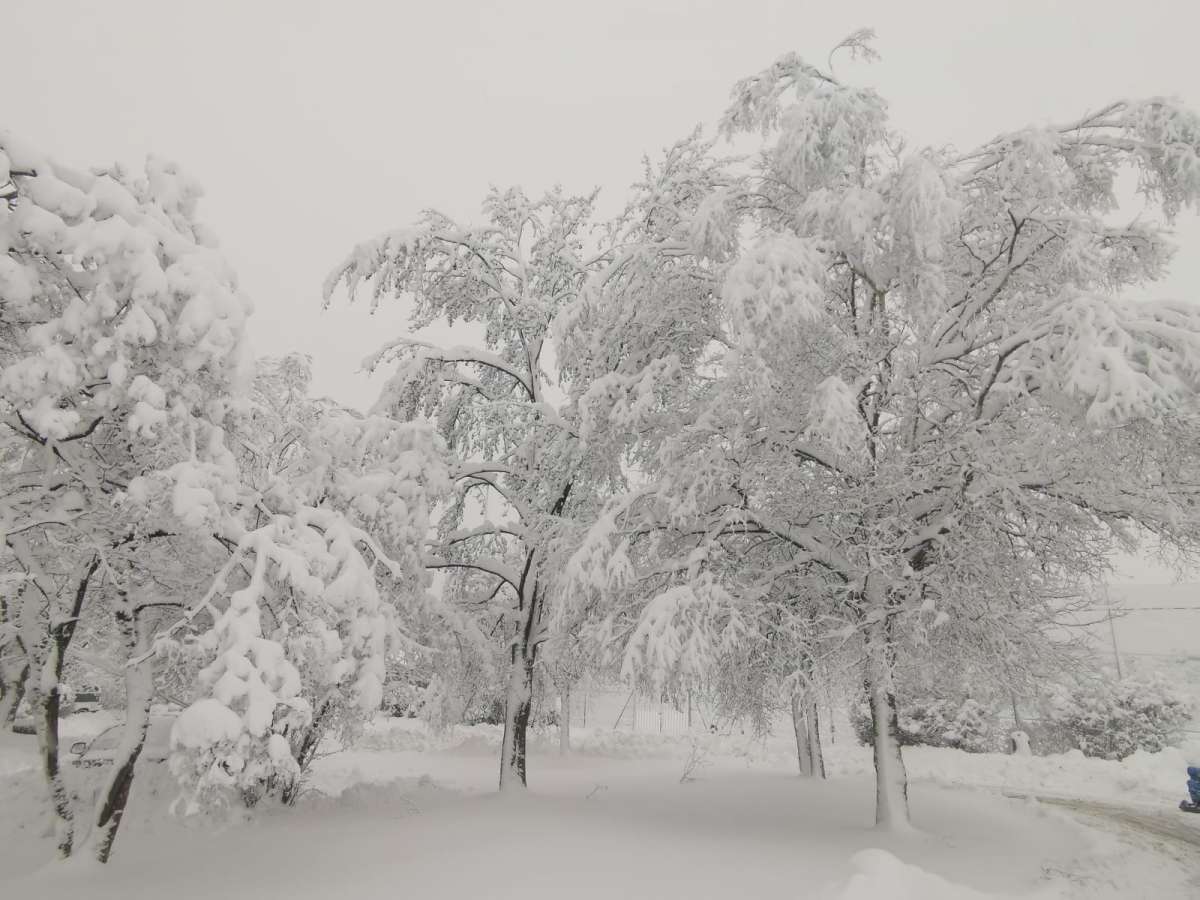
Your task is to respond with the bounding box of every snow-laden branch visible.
[424,554,523,595]
[367,338,534,401]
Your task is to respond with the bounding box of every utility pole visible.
[1105,586,1123,679]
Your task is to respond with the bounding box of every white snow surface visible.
[169,699,243,749]
[0,716,1196,899]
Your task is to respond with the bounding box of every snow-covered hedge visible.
[1045,675,1193,761]
[850,696,1002,753]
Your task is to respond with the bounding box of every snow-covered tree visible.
[163,355,449,810]
[326,187,610,789]
[0,135,448,862]
[569,35,1200,829]
[0,133,251,858]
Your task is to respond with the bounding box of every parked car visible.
[72,687,103,714]
[69,716,176,768]
[9,686,103,727]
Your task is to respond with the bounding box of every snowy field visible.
[2,716,1197,899]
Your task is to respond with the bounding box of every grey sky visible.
[5,0,1199,584]
[5,0,1198,405]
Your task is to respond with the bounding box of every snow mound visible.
[901,740,1200,806]
[0,733,38,778]
[170,698,243,749]
[826,849,1063,900]
[297,776,433,812]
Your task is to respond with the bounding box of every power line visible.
[1078,606,1200,612]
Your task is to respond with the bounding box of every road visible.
[1004,791,1200,847]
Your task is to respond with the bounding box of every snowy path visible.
[5,722,1199,899]
[3,754,1091,899]
[987,791,1200,898]
[1007,793,1200,848]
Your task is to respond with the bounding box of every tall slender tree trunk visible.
[791,692,826,778]
[806,695,826,779]
[35,637,74,857]
[865,612,909,830]
[791,692,813,776]
[11,545,100,859]
[1009,691,1023,731]
[85,595,153,863]
[558,681,571,756]
[0,591,29,727]
[0,659,29,727]
[499,587,541,791]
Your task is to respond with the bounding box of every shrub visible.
[942,698,996,753]
[1046,675,1193,760]
[851,695,999,752]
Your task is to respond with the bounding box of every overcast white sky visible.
[6,0,1199,586]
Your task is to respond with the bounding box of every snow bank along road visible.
[1005,792,1200,848]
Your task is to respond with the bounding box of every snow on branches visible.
[0,134,249,451]
[567,37,1200,828]
[327,187,616,789]
[0,132,252,578]
[164,358,451,809]
[0,132,254,856]
[722,234,826,345]
[167,507,383,810]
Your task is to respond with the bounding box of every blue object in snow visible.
[1188,766,1200,805]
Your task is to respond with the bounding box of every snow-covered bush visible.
[1046,675,1193,760]
[942,699,997,753]
[158,357,452,811]
[851,695,999,753]
[898,698,952,748]
[381,675,426,718]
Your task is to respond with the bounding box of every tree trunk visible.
[85,596,153,863]
[806,696,826,779]
[558,681,571,756]
[34,639,74,858]
[865,614,910,830]
[499,587,541,791]
[791,692,813,776]
[0,660,29,727]
[0,604,29,727]
[281,700,330,806]
[7,542,97,857]
[499,649,535,790]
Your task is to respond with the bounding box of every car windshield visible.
[75,692,100,703]
[85,718,175,755]
[87,726,123,752]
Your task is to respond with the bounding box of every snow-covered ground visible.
[1,716,1197,899]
